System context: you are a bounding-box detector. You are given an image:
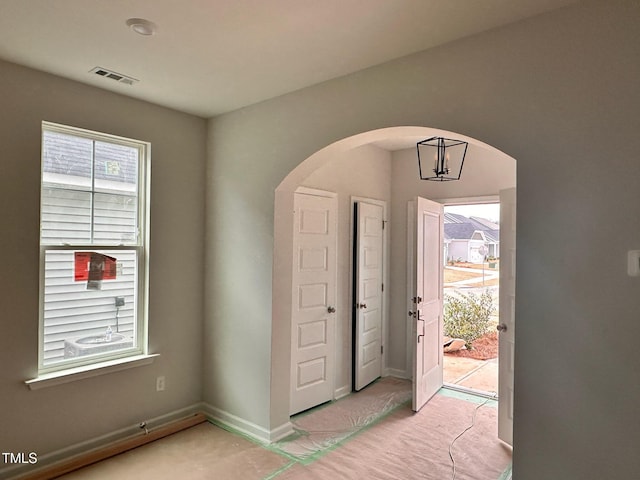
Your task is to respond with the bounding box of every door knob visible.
[496,323,508,332]
[327,306,336,313]
[358,303,367,309]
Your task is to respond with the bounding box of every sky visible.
[445,203,500,222]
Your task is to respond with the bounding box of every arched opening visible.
[271,126,516,440]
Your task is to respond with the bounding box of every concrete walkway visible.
[443,264,500,395]
[443,354,498,395]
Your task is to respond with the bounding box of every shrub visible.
[443,291,495,348]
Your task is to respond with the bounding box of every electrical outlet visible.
[115,296,125,307]
[156,376,165,391]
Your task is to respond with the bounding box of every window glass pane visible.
[94,193,138,244]
[42,250,138,366]
[41,130,141,246]
[42,130,93,189]
[40,188,91,245]
[94,141,139,194]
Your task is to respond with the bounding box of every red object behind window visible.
[74,252,117,281]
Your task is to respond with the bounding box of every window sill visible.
[25,354,159,390]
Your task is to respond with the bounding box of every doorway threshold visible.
[443,382,498,401]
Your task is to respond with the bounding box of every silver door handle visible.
[496,323,507,332]
[327,306,336,313]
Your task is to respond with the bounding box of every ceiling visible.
[0,0,578,118]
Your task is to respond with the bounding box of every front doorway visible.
[442,201,501,397]
[406,191,516,446]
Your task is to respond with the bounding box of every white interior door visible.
[498,188,516,445]
[290,190,337,415]
[354,201,384,391]
[412,197,444,412]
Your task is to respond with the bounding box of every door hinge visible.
[381,283,384,292]
[382,220,387,230]
[381,345,384,355]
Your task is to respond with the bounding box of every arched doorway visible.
[271,126,516,441]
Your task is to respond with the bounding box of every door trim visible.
[350,196,388,391]
[434,194,499,206]
[406,200,416,380]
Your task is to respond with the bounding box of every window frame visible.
[38,121,150,376]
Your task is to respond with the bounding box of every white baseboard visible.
[268,421,295,443]
[334,384,351,400]
[384,368,408,379]
[3,403,203,480]
[200,403,294,444]
[3,403,296,480]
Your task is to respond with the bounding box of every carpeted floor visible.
[57,379,512,480]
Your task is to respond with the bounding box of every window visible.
[39,122,149,375]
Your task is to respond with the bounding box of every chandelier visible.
[417,136,468,181]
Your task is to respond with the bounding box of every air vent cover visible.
[90,67,138,85]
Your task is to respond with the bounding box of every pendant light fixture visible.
[417,136,468,181]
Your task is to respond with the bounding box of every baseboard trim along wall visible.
[3,404,204,480]
[3,403,297,479]
[201,403,294,444]
[334,384,351,400]
[385,368,408,379]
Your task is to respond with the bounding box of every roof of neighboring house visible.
[444,212,469,224]
[444,223,480,240]
[470,216,499,230]
[444,212,499,243]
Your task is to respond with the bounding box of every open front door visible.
[498,188,516,445]
[411,197,444,412]
[353,201,384,391]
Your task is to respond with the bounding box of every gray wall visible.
[204,0,640,477]
[0,60,206,468]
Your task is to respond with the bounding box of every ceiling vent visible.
[90,67,138,86]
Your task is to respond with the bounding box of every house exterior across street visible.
[444,213,499,264]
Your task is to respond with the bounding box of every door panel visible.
[290,191,337,415]
[354,201,384,391]
[498,188,516,445]
[412,197,444,412]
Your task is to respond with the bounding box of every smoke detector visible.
[126,18,158,36]
[90,67,139,86]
